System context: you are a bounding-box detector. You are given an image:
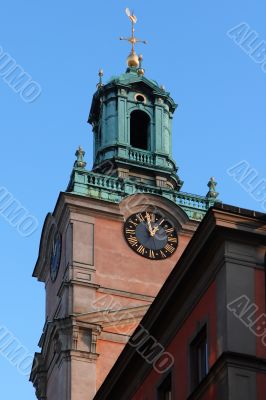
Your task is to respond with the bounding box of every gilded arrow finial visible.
[120,8,147,68]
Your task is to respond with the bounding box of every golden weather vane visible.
[120,8,147,68]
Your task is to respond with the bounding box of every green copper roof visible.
[105,67,175,106]
[108,68,160,88]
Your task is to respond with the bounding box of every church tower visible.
[30,10,218,400]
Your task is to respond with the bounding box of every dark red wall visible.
[132,282,217,400]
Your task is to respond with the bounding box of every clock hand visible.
[145,212,153,236]
[151,226,159,236]
[150,218,165,236]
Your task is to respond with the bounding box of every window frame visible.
[188,320,209,393]
[157,371,173,400]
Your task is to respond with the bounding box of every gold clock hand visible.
[151,226,159,236]
[152,218,164,235]
[145,212,153,236]
[151,217,165,236]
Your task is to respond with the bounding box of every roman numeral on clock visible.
[164,244,175,253]
[168,236,177,243]
[128,237,138,246]
[136,213,145,222]
[149,250,155,259]
[126,229,135,235]
[165,227,174,234]
[160,250,167,258]
[137,245,145,255]
[149,213,155,222]
[129,219,138,227]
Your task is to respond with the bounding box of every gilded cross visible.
[120,8,147,54]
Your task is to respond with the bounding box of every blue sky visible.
[0,1,265,398]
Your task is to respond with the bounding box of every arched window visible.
[130,110,150,150]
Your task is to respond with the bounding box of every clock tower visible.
[30,10,218,400]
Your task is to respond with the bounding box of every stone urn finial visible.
[206,177,219,199]
[74,146,87,169]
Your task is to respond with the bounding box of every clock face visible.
[124,211,178,260]
[50,231,62,282]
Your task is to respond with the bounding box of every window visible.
[157,373,172,400]
[130,110,150,150]
[135,94,146,103]
[190,324,208,390]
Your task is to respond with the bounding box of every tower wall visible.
[30,193,198,399]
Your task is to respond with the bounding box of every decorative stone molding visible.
[30,354,47,400]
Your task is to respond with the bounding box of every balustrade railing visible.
[71,170,214,214]
[174,192,211,210]
[86,172,124,191]
[128,148,155,165]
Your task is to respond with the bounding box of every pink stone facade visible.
[30,193,198,399]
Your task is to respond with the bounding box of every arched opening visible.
[130,110,150,150]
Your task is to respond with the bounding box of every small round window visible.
[135,94,146,103]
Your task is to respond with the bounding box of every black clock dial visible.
[124,211,178,260]
[50,231,62,282]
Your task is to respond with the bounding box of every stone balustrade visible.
[67,169,218,221]
[128,148,155,165]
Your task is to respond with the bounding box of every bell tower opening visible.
[130,110,150,150]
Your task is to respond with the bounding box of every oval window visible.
[135,94,146,103]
